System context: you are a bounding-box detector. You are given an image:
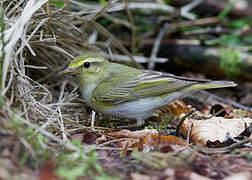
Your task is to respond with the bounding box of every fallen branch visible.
[169,0,252,18]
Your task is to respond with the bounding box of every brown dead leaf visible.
[210,104,229,117]
[82,132,97,144]
[223,172,251,180]
[39,161,58,180]
[96,134,107,144]
[130,173,150,180]
[105,129,158,139]
[97,129,158,148]
[164,100,191,117]
[175,169,211,180]
[139,134,186,152]
[70,132,97,145]
[189,172,212,180]
[201,104,212,115]
[181,116,252,146]
[116,139,138,149]
[97,129,186,152]
[0,165,9,180]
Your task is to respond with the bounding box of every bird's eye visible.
[83,62,91,68]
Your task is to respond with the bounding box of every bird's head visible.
[61,53,109,79]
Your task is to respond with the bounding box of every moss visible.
[220,48,242,78]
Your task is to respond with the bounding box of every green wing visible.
[92,66,209,105]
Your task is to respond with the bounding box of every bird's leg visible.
[115,118,145,129]
[136,118,145,126]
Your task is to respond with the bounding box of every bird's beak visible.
[60,67,75,74]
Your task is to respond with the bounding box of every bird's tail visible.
[189,80,237,91]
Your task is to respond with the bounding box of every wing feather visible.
[92,70,198,104]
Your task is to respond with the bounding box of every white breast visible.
[79,82,97,105]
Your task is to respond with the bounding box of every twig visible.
[176,109,195,137]
[173,17,219,28]
[101,53,168,63]
[91,110,96,129]
[16,18,49,57]
[199,90,252,112]
[89,0,119,21]
[120,141,129,159]
[186,123,193,146]
[124,0,136,53]
[71,2,175,15]
[94,146,133,151]
[201,138,252,154]
[88,29,98,44]
[98,138,136,147]
[81,0,118,44]
[57,81,68,143]
[225,132,252,148]
[181,0,204,20]
[148,23,169,70]
[87,20,143,69]
[170,0,251,18]
[24,65,48,69]
[103,13,133,29]
[5,0,25,17]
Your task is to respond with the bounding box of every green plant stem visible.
[218,0,237,21]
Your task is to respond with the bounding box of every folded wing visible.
[92,70,200,104]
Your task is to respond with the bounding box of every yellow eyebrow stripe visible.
[70,60,84,68]
[69,56,106,68]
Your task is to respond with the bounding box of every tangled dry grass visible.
[2,0,82,150]
[1,0,141,149]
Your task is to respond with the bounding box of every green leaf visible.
[99,0,107,5]
[49,0,64,8]
[243,35,252,44]
[205,34,247,47]
[164,0,170,5]
[229,16,252,29]
[56,165,87,180]
[179,26,202,32]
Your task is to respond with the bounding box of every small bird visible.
[62,53,237,126]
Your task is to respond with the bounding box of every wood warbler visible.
[61,53,237,125]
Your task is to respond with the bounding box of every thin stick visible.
[181,0,204,20]
[124,0,136,53]
[91,110,96,128]
[88,20,143,69]
[202,138,252,154]
[199,90,252,112]
[57,81,68,143]
[101,53,168,63]
[148,23,169,70]
[186,123,193,146]
[176,109,195,137]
